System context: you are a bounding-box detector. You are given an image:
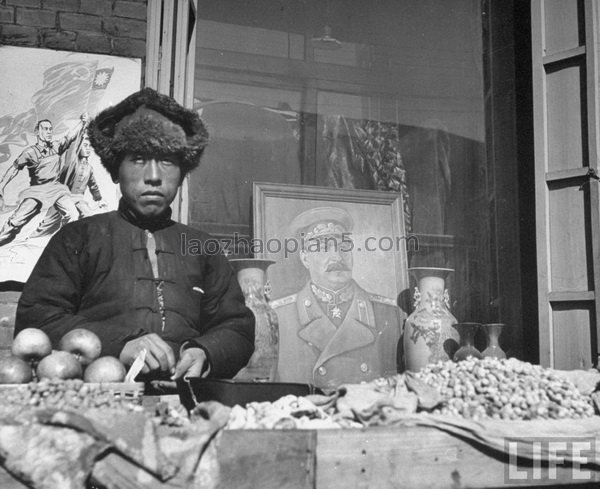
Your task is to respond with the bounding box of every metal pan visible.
[177,377,322,411]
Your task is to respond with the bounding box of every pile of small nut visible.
[226,394,345,430]
[415,357,596,421]
[0,379,143,414]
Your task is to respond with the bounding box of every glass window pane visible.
[191,0,490,321]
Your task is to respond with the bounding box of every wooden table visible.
[1,407,598,488]
[89,424,600,488]
[211,426,600,489]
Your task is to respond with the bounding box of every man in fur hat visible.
[15,88,255,380]
[272,207,402,389]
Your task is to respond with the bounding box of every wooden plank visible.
[548,291,595,302]
[158,0,175,95]
[533,0,591,369]
[179,0,197,225]
[584,0,600,367]
[145,0,162,90]
[184,0,198,109]
[172,0,188,104]
[170,0,188,223]
[16,425,600,489]
[542,46,586,66]
[215,430,316,489]
[315,426,600,489]
[545,167,589,182]
[542,0,581,55]
[532,0,553,367]
[535,0,600,371]
[552,304,594,369]
[546,62,585,172]
[548,184,589,292]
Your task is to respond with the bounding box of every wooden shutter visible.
[532,0,600,369]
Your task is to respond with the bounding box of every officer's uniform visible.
[272,280,401,389]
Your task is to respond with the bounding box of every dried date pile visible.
[415,357,596,421]
[0,379,143,414]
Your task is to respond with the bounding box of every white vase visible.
[230,258,278,381]
[403,267,460,372]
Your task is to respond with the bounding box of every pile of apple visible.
[0,328,127,384]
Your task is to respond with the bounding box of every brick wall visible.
[0,0,148,348]
[0,0,147,59]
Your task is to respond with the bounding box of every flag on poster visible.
[0,109,36,163]
[31,61,98,132]
[92,67,114,90]
[0,62,117,157]
[87,67,115,116]
[0,62,97,156]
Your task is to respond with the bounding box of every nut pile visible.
[226,394,346,430]
[0,379,143,413]
[416,357,596,421]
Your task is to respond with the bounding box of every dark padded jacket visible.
[15,201,255,379]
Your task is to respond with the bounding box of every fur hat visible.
[88,87,209,179]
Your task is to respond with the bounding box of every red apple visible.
[58,328,102,366]
[36,351,83,380]
[83,356,126,383]
[0,355,33,384]
[11,328,52,363]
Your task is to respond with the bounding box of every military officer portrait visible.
[271,206,403,389]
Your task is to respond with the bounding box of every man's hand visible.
[80,113,88,125]
[119,333,176,374]
[171,347,208,380]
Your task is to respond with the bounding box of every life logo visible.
[504,437,597,482]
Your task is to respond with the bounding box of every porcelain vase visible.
[229,258,279,381]
[403,267,460,372]
[452,322,483,361]
[482,323,507,359]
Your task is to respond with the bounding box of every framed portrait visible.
[253,182,410,301]
[253,182,411,387]
[0,46,142,282]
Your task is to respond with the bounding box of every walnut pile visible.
[0,378,143,414]
[416,357,596,421]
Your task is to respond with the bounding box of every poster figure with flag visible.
[0,46,141,282]
[0,113,88,246]
[28,130,109,238]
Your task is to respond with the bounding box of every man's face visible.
[300,235,353,290]
[36,121,53,143]
[117,153,182,219]
[79,138,92,158]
